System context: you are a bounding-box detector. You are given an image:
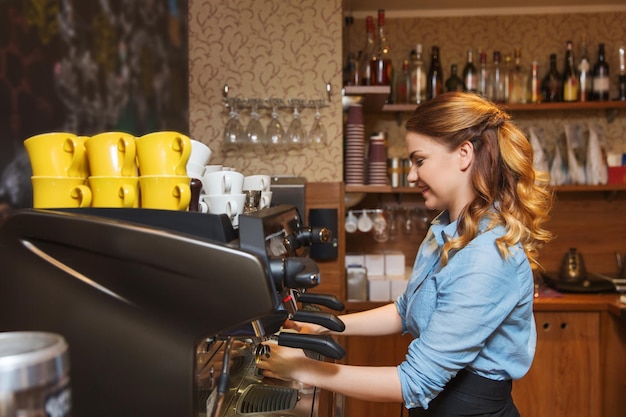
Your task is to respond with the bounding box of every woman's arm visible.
[257,343,404,403]
[288,303,403,336]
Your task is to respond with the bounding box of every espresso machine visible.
[0,204,345,417]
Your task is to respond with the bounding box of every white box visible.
[384,251,406,276]
[345,253,365,267]
[389,277,408,300]
[365,253,385,276]
[368,279,390,302]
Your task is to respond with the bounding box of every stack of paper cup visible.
[367,132,388,186]
[344,104,365,185]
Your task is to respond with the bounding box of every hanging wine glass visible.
[245,99,265,145]
[223,99,244,145]
[265,99,285,145]
[286,99,306,145]
[307,100,327,147]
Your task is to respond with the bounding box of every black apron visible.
[408,369,520,417]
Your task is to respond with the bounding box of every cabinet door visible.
[342,333,412,417]
[512,311,601,417]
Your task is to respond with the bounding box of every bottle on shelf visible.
[370,9,392,86]
[578,36,592,102]
[343,16,359,86]
[477,51,489,97]
[502,53,512,103]
[445,64,464,92]
[592,42,610,101]
[358,16,376,86]
[562,40,580,102]
[410,44,427,104]
[528,60,542,104]
[462,49,478,93]
[541,53,562,102]
[508,47,529,103]
[619,46,626,101]
[489,51,506,103]
[395,59,411,104]
[427,45,444,99]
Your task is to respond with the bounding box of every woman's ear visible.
[458,141,474,171]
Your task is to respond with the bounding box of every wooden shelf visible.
[345,184,626,193]
[343,85,391,113]
[383,100,626,113]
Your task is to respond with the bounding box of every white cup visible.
[357,211,373,233]
[187,162,206,179]
[345,211,358,233]
[199,193,246,227]
[202,170,244,195]
[189,139,212,164]
[260,191,273,209]
[243,174,271,192]
[203,165,223,175]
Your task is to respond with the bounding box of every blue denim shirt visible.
[395,211,536,409]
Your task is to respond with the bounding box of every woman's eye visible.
[413,158,424,167]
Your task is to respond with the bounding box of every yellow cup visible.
[139,175,191,210]
[85,132,137,177]
[88,176,139,208]
[24,132,88,178]
[31,176,92,208]
[135,131,191,176]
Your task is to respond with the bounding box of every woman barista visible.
[257,92,553,417]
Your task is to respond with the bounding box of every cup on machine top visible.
[135,131,191,176]
[24,132,88,178]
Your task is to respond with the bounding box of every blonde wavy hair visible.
[405,92,553,270]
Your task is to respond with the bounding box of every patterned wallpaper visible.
[188,5,626,181]
[188,0,344,180]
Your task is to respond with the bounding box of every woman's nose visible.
[406,168,418,184]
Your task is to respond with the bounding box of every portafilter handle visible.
[292,310,345,332]
[297,292,345,311]
[277,332,345,360]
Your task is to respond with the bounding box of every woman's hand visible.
[256,341,308,381]
[281,319,326,334]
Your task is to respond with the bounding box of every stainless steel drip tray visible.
[223,371,317,417]
[199,345,318,417]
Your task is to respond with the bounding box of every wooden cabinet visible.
[513,311,602,417]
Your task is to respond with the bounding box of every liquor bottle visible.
[343,16,359,86]
[617,46,626,101]
[508,47,529,103]
[410,44,427,104]
[427,45,444,99]
[445,64,464,92]
[477,51,489,97]
[578,36,591,101]
[503,53,512,103]
[528,60,542,104]
[370,9,392,86]
[541,53,562,102]
[489,51,506,103]
[592,43,610,101]
[358,16,375,86]
[462,49,478,93]
[395,59,411,104]
[562,41,580,102]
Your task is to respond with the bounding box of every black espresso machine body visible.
[0,205,339,417]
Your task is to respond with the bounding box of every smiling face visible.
[405,132,476,221]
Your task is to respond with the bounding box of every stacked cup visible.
[85,132,139,208]
[25,132,92,208]
[136,131,192,210]
[185,139,213,212]
[242,175,272,212]
[199,168,246,227]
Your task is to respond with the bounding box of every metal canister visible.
[0,331,71,417]
[387,157,402,188]
[401,158,414,187]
